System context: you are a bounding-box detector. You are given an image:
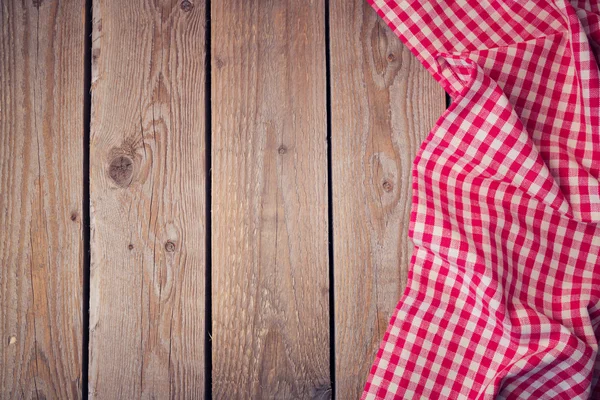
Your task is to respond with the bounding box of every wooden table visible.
[0,0,444,398]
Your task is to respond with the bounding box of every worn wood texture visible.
[330,1,446,398]
[88,0,206,397]
[0,1,85,398]
[211,0,331,398]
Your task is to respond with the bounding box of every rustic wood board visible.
[211,0,331,398]
[329,1,446,398]
[88,0,207,397]
[0,1,85,398]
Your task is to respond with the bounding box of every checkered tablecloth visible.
[362,0,600,398]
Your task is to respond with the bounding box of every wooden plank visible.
[329,1,446,398]
[88,0,206,397]
[211,0,330,398]
[0,1,85,398]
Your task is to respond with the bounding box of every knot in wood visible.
[180,0,193,12]
[165,241,176,252]
[387,53,396,62]
[382,180,393,192]
[278,145,288,155]
[128,244,134,250]
[108,156,134,187]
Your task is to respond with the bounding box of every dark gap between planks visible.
[324,0,336,398]
[82,0,93,398]
[204,0,214,398]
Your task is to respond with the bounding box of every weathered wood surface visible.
[211,0,331,398]
[88,0,207,397]
[329,1,446,398]
[0,0,85,398]
[0,0,448,397]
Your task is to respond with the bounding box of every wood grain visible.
[329,1,445,398]
[211,0,330,398]
[89,0,206,397]
[0,0,85,398]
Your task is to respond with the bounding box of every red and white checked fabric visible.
[362,0,600,398]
